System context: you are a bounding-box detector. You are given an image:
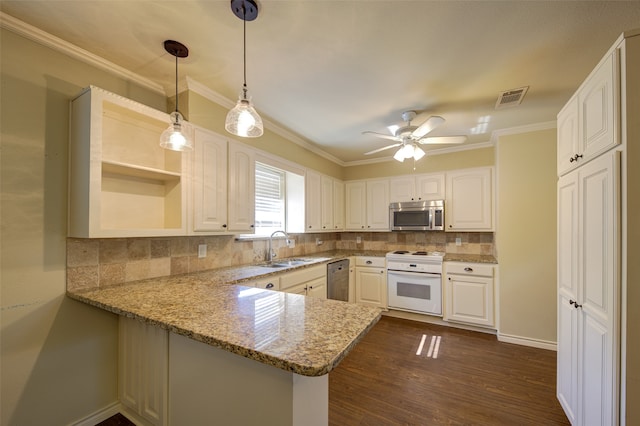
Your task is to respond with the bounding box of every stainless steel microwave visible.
[389,200,444,231]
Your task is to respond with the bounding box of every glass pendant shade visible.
[225,96,264,138]
[160,111,193,151]
[393,147,406,162]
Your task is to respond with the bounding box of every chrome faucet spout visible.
[268,230,290,262]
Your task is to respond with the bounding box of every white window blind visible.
[255,162,285,235]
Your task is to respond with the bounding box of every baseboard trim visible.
[70,401,121,426]
[497,332,557,351]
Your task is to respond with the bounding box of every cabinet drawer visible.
[355,256,386,268]
[280,264,326,290]
[445,262,494,277]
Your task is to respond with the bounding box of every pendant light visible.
[160,40,193,151]
[225,0,263,138]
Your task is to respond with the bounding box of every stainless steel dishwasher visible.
[327,259,350,301]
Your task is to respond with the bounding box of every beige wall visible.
[495,128,557,343]
[0,29,165,424]
[344,146,494,180]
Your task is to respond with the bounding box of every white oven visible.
[386,251,443,316]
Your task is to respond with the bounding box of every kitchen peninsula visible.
[67,261,382,426]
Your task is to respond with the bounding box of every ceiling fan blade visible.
[364,143,402,155]
[411,116,445,139]
[417,135,468,145]
[362,131,402,142]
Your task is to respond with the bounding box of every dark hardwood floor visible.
[329,316,570,426]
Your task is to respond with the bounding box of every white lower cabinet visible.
[354,257,387,308]
[280,264,327,299]
[244,276,281,291]
[444,262,495,328]
[119,317,168,426]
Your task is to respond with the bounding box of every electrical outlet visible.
[198,244,207,258]
[356,236,362,244]
[315,238,323,246]
[455,237,462,246]
[287,239,295,248]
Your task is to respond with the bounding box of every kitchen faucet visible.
[267,230,290,263]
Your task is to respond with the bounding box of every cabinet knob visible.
[250,224,254,228]
[464,267,473,272]
[449,225,453,228]
[323,226,326,229]
[366,260,373,265]
[361,226,365,229]
[265,283,274,289]
[308,225,312,228]
[222,224,227,228]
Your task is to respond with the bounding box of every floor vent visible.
[495,86,529,109]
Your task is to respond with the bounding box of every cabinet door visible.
[306,276,327,299]
[445,273,494,327]
[557,96,580,175]
[305,170,322,232]
[556,170,579,422]
[345,181,367,230]
[333,180,345,231]
[446,167,493,231]
[355,267,387,308]
[192,128,228,232]
[320,175,334,231]
[579,51,619,160]
[227,142,255,232]
[577,152,619,426]
[415,173,445,200]
[389,176,415,202]
[366,179,390,230]
[119,317,168,426]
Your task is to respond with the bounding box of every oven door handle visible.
[387,270,441,278]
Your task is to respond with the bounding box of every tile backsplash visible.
[66,231,493,291]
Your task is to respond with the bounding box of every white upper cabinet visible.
[345,181,367,230]
[191,128,228,233]
[366,179,390,230]
[558,50,619,176]
[227,141,255,233]
[305,169,322,232]
[445,167,493,231]
[345,179,389,231]
[320,175,334,231]
[304,171,342,232]
[389,173,445,202]
[333,180,345,231]
[68,86,187,238]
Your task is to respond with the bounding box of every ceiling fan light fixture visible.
[393,148,406,162]
[160,40,193,151]
[413,145,426,160]
[226,0,263,138]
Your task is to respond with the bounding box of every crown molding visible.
[490,121,556,143]
[185,76,346,166]
[0,12,165,95]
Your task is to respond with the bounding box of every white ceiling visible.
[2,1,640,164]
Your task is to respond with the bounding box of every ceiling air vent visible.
[495,86,529,109]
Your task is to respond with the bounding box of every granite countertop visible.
[67,249,496,377]
[443,253,498,264]
[67,255,382,377]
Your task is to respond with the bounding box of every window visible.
[253,161,304,236]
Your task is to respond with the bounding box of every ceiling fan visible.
[363,110,467,162]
